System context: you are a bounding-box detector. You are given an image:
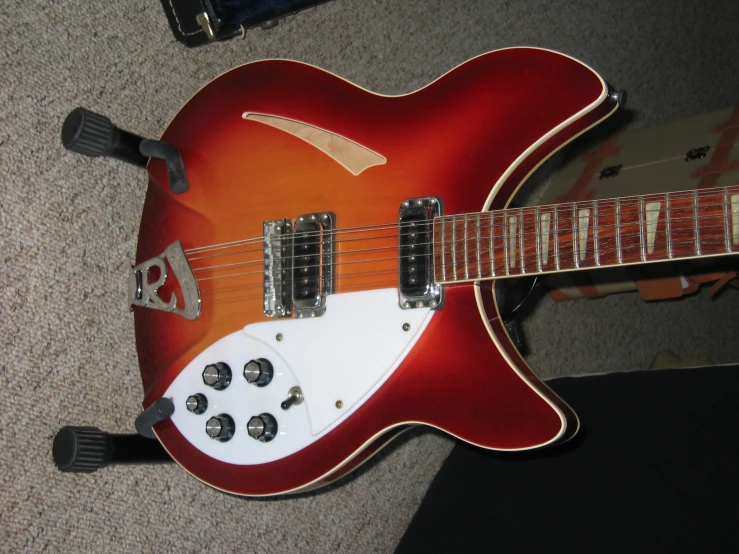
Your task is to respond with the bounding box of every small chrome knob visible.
[609,89,627,106]
[247,413,278,442]
[205,414,235,442]
[202,362,232,390]
[186,393,208,415]
[243,358,274,387]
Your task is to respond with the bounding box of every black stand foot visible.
[53,426,172,473]
[61,107,190,193]
[61,108,149,167]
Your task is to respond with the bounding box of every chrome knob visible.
[202,362,232,390]
[243,358,274,387]
[186,393,208,415]
[247,413,277,443]
[205,414,235,442]
[609,89,627,106]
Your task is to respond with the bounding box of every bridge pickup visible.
[398,197,443,310]
[292,213,334,318]
[263,213,335,319]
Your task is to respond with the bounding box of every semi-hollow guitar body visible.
[134,47,619,496]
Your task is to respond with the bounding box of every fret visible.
[535,207,542,272]
[593,200,600,266]
[463,215,470,279]
[732,194,739,247]
[519,208,526,273]
[615,198,622,264]
[638,196,646,262]
[553,205,560,270]
[476,213,482,279]
[572,203,579,268]
[439,218,447,281]
[492,211,506,278]
[693,190,701,255]
[450,216,457,280]
[489,212,496,276]
[724,189,731,252]
[665,193,673,259]
[502,211,509,275]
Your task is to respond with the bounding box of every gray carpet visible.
[2,1,738,552]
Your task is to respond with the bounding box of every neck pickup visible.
[398,197,443,310]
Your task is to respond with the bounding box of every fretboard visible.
[433,185,739,283]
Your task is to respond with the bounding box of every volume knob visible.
[243,358,274,387]
[247,413,278,442]
[205,414,235,442]
[202,362,232,390]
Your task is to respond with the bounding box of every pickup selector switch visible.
[243,358,274,387]
[202,362,232,390]
[281,386,304,410]
[186,393,208,414]
[205,414,235,442]
[247,413,278,442]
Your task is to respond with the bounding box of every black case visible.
[396,365,739,554]
[160,0,330,48]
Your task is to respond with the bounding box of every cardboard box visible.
[540,106,739,301]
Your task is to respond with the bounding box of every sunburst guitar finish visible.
[134,48,618,496]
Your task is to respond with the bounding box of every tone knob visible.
[202,362,232,390]
[205,414,235,442]
[243,358,274,387]
[247,413,278,442]
[186,393,208,415]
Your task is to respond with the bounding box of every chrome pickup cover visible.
[398,197,443,310]
[263,213,335,318]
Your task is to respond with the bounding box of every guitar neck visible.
[433,185,739,283]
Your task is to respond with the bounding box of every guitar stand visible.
[61,107,190,193]
[53,426,173,473]
[54,109,187,474]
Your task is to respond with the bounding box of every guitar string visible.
[184,197,734,266]
[182,187,737,255]
[195,232,734,294]
[197,235,735,306]
[183,187,736,253]
[188,214,734,277]
[185,197,729,257]
[192,223,734,285]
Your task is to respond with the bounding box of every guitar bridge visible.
[263,212,335,318]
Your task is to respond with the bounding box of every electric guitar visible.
[119,48,738,496]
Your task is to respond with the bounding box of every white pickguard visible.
[164,288,432,465]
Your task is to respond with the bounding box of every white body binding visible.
[164,288,432,465]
